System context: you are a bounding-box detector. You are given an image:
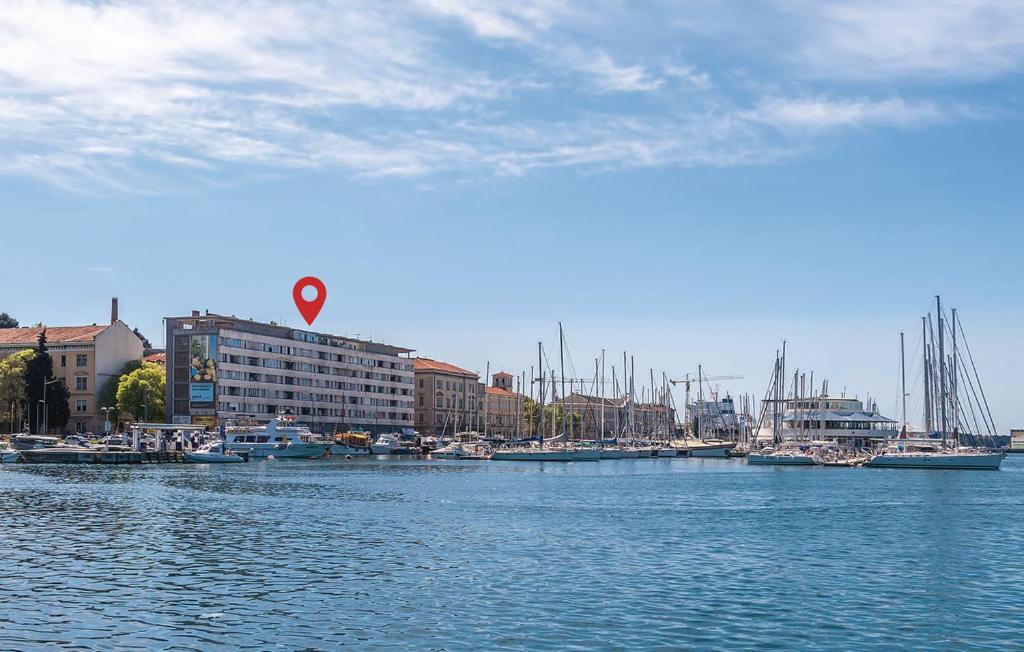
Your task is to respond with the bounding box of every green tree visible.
[0,313,18,328]
[522,397,581,437]
[116,362,166,422]
[0,349,33,433]
[96,360,143,429]
[23,330,69,433]
[132,327,152,349]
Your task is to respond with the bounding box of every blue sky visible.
[2,1,1023,429]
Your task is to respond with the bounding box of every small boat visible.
[370,432,419,455]
[331,431,371,456]
[0,443,18,463]
[747,446,821,466]
[185,442,248,464]
[431,441,490,459]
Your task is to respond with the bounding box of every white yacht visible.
[223,417,328,459]
[431,441,490,459]
[370,432,418,455]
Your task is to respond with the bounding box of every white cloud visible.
[0,0,1009,191]
[793,0,1024,80]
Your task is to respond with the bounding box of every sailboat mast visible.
[537,342,545,447]
[922,317,932,434]
[698,364,704,440]
[937,296,948,447]
[559,322,566,438]
[952,307,958,445]
[600,350,606,441]
[900,331,907,437]
[484,361,490,438]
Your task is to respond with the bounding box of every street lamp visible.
[100,407,113,437]
[42,378,60,435]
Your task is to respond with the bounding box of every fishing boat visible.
[223,417,328,459]
[185,442,248,464]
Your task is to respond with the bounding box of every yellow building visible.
[0,298,144,434]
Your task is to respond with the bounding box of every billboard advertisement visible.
[189,334,217,406]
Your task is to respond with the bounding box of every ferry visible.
[223,417,328,459]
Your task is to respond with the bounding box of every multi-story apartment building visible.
[164,311,414,434]
[0,298,143,434]
[413,358,485,436]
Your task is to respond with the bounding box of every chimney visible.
[111,297,119,324]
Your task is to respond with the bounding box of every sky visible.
[1,0,1023,430]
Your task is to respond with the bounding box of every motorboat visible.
[223,417,328,459]
[370,432,419,455]
[431,441,490,460]
[185,442,248,464]
[0,442,18,463]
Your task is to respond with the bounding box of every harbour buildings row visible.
[0,300,666,436]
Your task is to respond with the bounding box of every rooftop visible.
[167,312,414,355]
[144,352,167,364]
[414,357,478,378]
[0,324,108,346]
[486,386,520,397]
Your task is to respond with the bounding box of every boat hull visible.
[654,448,678,458]
[490,449,576,461]
[687,446,732,458]
[747,453,817,466]
[227,443,327,459]
[618,449,640,459]
[331,444,369,456]
[864,452,1003,470]
[185,452,246,464]
[599,449,624,460]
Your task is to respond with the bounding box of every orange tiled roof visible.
[486,386,520,397]
[414,357,478,378]
[144,352,167,364]
[493,371,513,377]
[0,324,107,346]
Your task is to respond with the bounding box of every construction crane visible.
[669,373,743,432]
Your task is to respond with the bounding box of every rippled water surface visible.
[2,456,1024,650]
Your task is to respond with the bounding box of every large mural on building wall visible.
[189,334,217,405]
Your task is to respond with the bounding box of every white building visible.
[164,311,415,434]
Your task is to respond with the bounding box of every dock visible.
[16,448,186,464]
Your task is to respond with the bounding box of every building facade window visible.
[76,354,87,367]
[75,400,87,412]
[75,377,87,391]
[60,354,66,367]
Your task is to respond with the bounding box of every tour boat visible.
[185,442,248,464]
[223,417,328,459]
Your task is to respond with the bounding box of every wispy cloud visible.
[0,0,1012,192]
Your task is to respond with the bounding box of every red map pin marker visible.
[293,276,326,326]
